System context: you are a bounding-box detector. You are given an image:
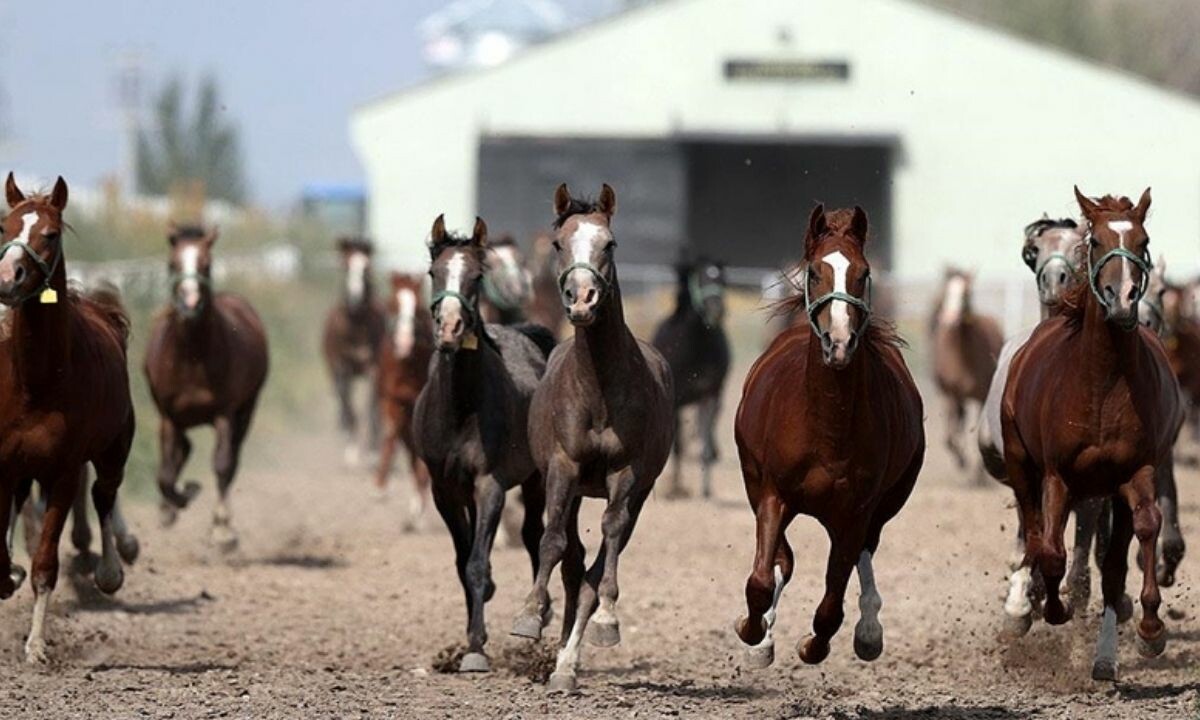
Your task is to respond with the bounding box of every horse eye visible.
[605,241,617,253]
[551,240,562,252]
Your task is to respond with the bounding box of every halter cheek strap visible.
[430,289,477,323]
[1086,233,1152,310]
[0,237,61,304]
[803,266,873,336]
[1035,252,1078,285]
[688,272,724,314]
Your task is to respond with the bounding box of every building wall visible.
[351,0,1200,279]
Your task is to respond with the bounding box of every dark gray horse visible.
[652,256,730,499]
[413,214,553,673]
[511,183,673,692]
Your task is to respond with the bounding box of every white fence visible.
[68,244,303,297]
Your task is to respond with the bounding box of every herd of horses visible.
[0,170,1192,694]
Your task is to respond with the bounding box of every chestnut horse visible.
[374,271,434,531]
[511,184,674,692]
[1001,187,1181,681]
[733,204,924,670]
[414,215,553,673]
[145,224,269,552]
[931,268,1003,482]
[322,236,386,466]
[652,255,731,499]
[0,174,138,662]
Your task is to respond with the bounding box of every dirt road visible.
[2,375,1199,719]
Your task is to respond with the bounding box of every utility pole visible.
[114,50,143,195]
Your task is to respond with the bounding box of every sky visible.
[0,0,615,208]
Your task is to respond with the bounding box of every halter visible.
[802,264,872,337]
[430,289,478,324]
[557,262,610,301]
[0,233,62,304]
[169,270,213,312]
[1085,230,1152,311]
[1034,252,1078,288]
[688,270,724,315]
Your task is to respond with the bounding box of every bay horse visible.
[479,233,532,325]
[144,224,269,553]
[511,183,674,692]
[525,231,566,337]
[1001,187,1181,681]
[374,271,434,531]
[651,255,731,499]
[0,173,138,662]
[413,214,553,673]
[322,236,386,466]
[733,204,924,670]
[931,267,1003,482]
[1162,277,1200,462]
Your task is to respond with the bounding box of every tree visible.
[136,75,247,204]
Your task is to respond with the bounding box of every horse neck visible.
[804,325,870,438]
[170,300,222,351]
[428,340,490,423]
[1080,293,1141,383]
[573,277,634,387]
[7,264,71,394]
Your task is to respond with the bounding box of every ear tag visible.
[462,332,479,350]
[39,288,58,304]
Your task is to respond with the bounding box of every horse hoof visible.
[1044,600,1073,626]
[181,480,202,505]
[7,565,27,596]
[797,634,829,665]
[587,617,620,648]
[1136,629,1167,659]
[1003,612,1033,638]
[1116,595,1134,624]
[853,620,884,661]
[743,639,774,669]
[94,562,124,595]
[459,652,490,673]
[547,672,578,693]
[1157,566,1177,588]
[511,613,544,640]
[117,534,140,565]
[159,503,179,529]
[211,526,239,554]
[1091,657,1118,682]
[24,640,48,665]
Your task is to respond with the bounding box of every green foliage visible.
[135,75,247,204]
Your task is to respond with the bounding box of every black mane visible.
[428,230,477,260]
[1024,216,1078,242]
[553,195,605,229]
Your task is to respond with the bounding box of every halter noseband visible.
[0,232,61,304]
[802,264,872,337]
[1035,252,1078,287]
[557,262,611,303]
[688,270,724,315]
[1085,229,1152,311]
[430,289,478,325]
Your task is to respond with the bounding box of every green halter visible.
[430,289,478,323]
[1035,252,1078,287]
[1086,233,1152,311]
[803,265,873,336]
[557,262,610,300]
[0,235,61,304]
[688,271,724,315]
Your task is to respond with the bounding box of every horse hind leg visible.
[513,455,577,641]
[1155,459,1184,587]
[1066,498,1104,614]
[519,473,546,581]
[798,525,866,665]
[460,475,506,673]
[69,466,93,565]
[697,395,721,499]
[211,408,254,554]
[665,412,689,500]
[1093,499,1135,681]
[1121,468,1167,660]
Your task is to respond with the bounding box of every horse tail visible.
[514,323,557,358]
[86,280,132,351]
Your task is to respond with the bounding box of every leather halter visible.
[0,226,61,304]
[1085,229,1152,311]
[802,263,872,337]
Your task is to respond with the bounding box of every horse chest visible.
[0,412,69,465]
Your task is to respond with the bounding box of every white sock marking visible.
[857,551,882,625]
[1095,605,1118,669]
[1005,566,1033,617]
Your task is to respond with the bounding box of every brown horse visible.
[322,236,386,466]
[511,184,674,692]
[1162,277,1200,459]
[1002,187,1180,681]
[525,231,565,337]
[0,173,138,662]
[414,215,553,673]
[733,204,924,669]
[479,233,532,325]
[931,268,1003,481]
[374,271,434,530]
[145,224,269,552]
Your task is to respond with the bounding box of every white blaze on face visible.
[2,212,38,276]
[822,250,852,341]
[179,244,202,310]
[939,276,968,326]
[439,251,467,318]
[566,221,607,292]
[346,251,369,305]
[1108,220,1136,303]
[394,288,417,358]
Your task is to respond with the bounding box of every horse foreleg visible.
[25,471,76,663]
[697,395,721,499]
[735,490,788,667]
[798,525,865,665]
[375,417,399,496]
[1038,473,1072,624]
[1067,498,1103,614]
[588,469,647,648]
[1093,498,1135,681]
[156,419,196,527]
[210,414,245,554]
[1121,467,1166,660]
[1155,459,1184,587]
[461,474,505,673]
[945,397,966,470]
[519,473,546,580]
[333,369,358,466]
[665,412,688,500]
[69,466,93,563]
[513,454,576,641]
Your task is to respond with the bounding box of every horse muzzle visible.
[820,331,860,369]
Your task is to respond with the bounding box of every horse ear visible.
[1156,254,1167,278]
[1135,187,1152,222]
[851,205,869,244]
[553,183,571,218]
[5,172,24,208]
[49,176,68,212]
[336,236,351,253]
[804,203,827,256]
[598,183,617,217]
[472,217,489,248]
[429,214,447,249]
[1074,185,1100,217]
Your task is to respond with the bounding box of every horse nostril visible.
[13,265,25,284]
[1127,286,1139,302]
[847,332,859,350]
[452,318,463,335]
[584,288,596,304]
[564,288,576,303]
[1058,272,1067,285]
[1103,285,1117,301]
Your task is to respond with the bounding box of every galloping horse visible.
[479,233,532,325]
[525,231,566,337]
[0,174,138,662]
[733,204,924,669]
[145,224,269,552]
[322,236,386,466]
[652,255,731,499]
[931,268,1003,481]
[512,183,673,692]
[374,272,434,530]
[1002,187,1181,681]
[1162,277,1200,459]
[977,217,1108,607]
[413,215,552,672]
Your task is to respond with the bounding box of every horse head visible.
[550,183,618,327]
[427,214,487,352]
[1075,185,1153,330]
[0,172,67,307]
[802,204,872,368]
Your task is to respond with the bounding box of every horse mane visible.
[1090,195,1136,213]
[1057,278,1092,327]
[490,234,517,249]
[172,224,208,240]
[428,230,481,260]
[1024,216,1078,241]
[552,195,605,229]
